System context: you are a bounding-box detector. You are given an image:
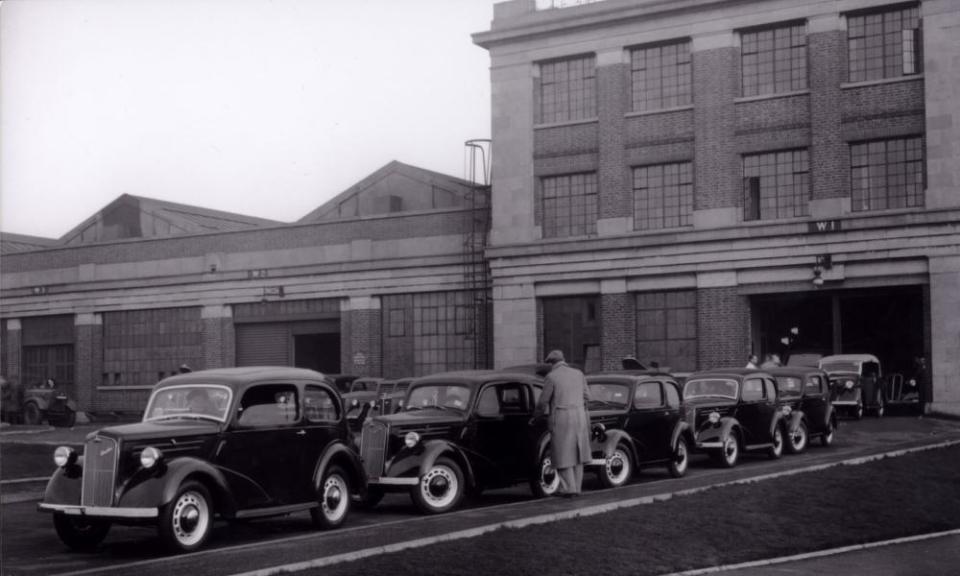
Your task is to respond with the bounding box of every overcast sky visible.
[0,0,496,238]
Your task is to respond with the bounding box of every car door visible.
[299,383,343,502]
[801,374,828,430]
[217,382,304,507]
[473,382,532,483]
[737,377,771,445]
[628,380,671,463]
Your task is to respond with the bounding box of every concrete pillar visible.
[5,319,22,387]
[74,313,102,415]
[341,296,382,377]
[201,305,234,370]
[922,0,960,210]
[493,282,537,368]
[600,279,634,371]
[928,256,960,416]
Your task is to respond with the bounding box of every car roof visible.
[412,370,542,387]
[686,368,774,380]
[588,371,676,382]
[766,366,827,377]
[820,354,880,363]
[156,366,326,389]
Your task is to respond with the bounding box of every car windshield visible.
[820,361,860,374]
[683,378,738,400]
[405,384,471,412]
[144,385,231,423]
[775,376,803,398]
[587,382,630,409]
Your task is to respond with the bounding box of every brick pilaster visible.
[597,51,629,221]
[697,285,750,369]
[74,314,102,414]
[692,42,738,211]
[201,305,234,370]
[600,291,634,371]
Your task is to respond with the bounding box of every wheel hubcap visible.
[172,491,208,545]
[540,457,559,493]
[421,466,457,508]
[322,475,347,520]
[675,443,688,472]
[605,450,629,484]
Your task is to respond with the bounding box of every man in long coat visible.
[535,349,591,496]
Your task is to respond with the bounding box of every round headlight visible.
[708,411,721,424]
[845,380,854,389]
[782,405,792,415]
[140,446,162,469]
[404,431,420,448]
[53,446,75,468]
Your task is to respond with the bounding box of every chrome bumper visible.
[37,503,158,519]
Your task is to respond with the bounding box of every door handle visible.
[296,430,307,436]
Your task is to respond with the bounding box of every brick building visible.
[473,0,960,415]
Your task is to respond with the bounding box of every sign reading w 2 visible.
[808,219,842,234]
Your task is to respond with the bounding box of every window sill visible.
[734,89,810,104]
[534,117,599,130]
[625,105,694,118]
[841,75,923,90]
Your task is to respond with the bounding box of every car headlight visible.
[592,423,606,440]
[53,446,76,468]
[845,380,854,389]
[404,431,420,448]
[140,446,162,469]
[782,405,792,416]
[708,411,720,424]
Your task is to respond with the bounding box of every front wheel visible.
[410,458,464,514]
[310,465,350,529]
[530,451,560,498]
[854,401,864,420]
[53,514,110,551]
[667,436,690,478]
[717,435,739,468]
[598,445,633,489]
[159,480,213,553]
[786,422,808,455]
[768,426,784,459]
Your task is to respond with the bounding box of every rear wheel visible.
[530,450,560,498]
[718,435,739,468]
[310,465,350,529]
[22,402,42,425]
[159,480,212,553]
[786,422,808,455]
[53,514,110,551]
[598,445,632,489]
[410,458,464,514]
[768,426,784,459]
[667,436,690,478]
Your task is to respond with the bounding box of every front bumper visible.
[37,503,158,519]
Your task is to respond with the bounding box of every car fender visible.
[824,403,836,427]
[787,410,805,433]
[41,461,84,506]
[600,429,638,463]
[670,421,693,448]
[416,439,476,490]
[118,457,235,515]
[769,412,786,440]
[313,441,366,496]
[697,417,738,444]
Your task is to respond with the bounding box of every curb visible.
[226,438,960,576]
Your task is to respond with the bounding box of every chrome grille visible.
[360,421,388,478]
[81,437,118,507]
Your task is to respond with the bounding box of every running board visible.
[235,502,315,519]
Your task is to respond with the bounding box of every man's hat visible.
[544,350,565,364]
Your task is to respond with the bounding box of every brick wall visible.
[693,47,738,210]
[74,322,101,412]
[697,287,750,369]
[5,324,21,386]
[202,316,235,370]
[600,292,634,371]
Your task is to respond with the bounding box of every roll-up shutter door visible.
[236,323,290,366]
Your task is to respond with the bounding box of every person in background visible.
[760,353,781,369]
[745,354,759,369]
[534,349,592,498]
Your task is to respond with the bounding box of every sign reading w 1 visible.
[808,219,842,234]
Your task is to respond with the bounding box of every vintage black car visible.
[343,377,385,432]
[682,369,786,467]
[38,367,364,553]
[585,372,693,488]
[767,366,837,453]
[819,354,884,419]
[358,370,555,514]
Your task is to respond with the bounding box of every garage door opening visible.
[293,333,340,374]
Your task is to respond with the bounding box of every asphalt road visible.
[2,415,958,576]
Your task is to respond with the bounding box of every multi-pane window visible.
[741,23,807,97]
[850,137,924,212]
[635,291,697,372]
[742,149,810,221]
[541,173,599,238]
[847,6,921,83]
[102,307,203,387]
[630,40,692,111]
[632,162,694,231]
[538,55,597,124]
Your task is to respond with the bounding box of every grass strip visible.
[311,445,960,576]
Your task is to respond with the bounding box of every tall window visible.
[538,55,597,124]
[541,173,598,238]
[847,5,921,82]
[632,162,693,231]
[635,291,697,372]
[850,137,924,212]
[630,40,692,111]
[742,150,810,221]
[741,22,807,97]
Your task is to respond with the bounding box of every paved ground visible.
[2,415,957,576]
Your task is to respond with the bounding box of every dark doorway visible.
[294,333,340,374]
[541,296,601,372]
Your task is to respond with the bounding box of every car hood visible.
[372,409,466,428]
[92,419,221,442]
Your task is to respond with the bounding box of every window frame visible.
[742,148,811,221]
[739,20,808,97]
[632,161,694,231]
[537,54,598,124]
[540,172,599,239]
[846,4,922,83]
[849,136,925,212]
[629,39,693,112]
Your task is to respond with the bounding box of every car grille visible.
[360,421,388,478]
[81,436,118,507]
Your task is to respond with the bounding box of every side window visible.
[500,384,527,414]
[476,386,501,418]
[742,379,764,402]
[664,382,681,409]
[532,384,543,406]
[804,375,823,394]
[237,384,299,427]
[634,381,663,408]
[764,378,777,402]
[304,385,339,423]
